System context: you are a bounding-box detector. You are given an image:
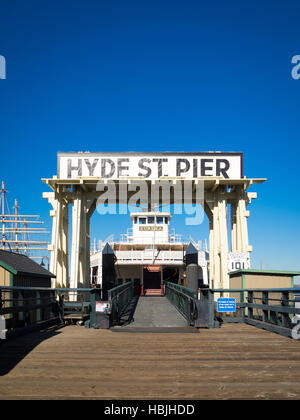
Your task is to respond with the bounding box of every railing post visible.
[116,294,120,324]
[36,291,41,322]
[248,291,253,320]
[281,291,291,328]
[270,294,278,325]
[262,291,268,323]
[240,290,245,321]
[58,291,64,322]
[18,291,24,322]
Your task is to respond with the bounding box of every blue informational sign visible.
[217,298,236,313]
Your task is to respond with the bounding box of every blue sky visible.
[0,0,300,271]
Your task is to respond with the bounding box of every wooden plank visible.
[0,323,299,399]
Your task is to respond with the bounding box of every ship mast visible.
[0,181,49,260]
[14,199,19,253]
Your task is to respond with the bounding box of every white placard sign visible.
[228,252,250,272]
[57,152,243,180]
[95,302,110,313]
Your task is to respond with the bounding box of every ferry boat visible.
[90,210,209,296]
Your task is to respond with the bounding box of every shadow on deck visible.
[118,296,140,326]
[0,324,64,376]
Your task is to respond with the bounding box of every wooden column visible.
[230,202,237,253]
[218,189,229,290]
[206,187,229,290]
[70,190,96,289]
[44,190,68,288]
[70,187,83,289]
[56,200,69,288]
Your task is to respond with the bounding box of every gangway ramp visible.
[112,296,197,332]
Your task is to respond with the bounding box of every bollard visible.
[186,264,198,291]
[185,243,199,292]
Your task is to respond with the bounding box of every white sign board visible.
[57,152,243,180]
[228,252,250,272]
[95,302,110,313]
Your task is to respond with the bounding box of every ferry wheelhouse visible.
[90,211,209,296]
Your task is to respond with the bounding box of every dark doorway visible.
[143,269,161,291]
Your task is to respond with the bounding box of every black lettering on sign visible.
[117,158,129,177]
[200,159,213,176]
[101,159,115,178]
[138,158,152,177]
[84,159,99,176]
[153,158,168,177]
[67,159,82,178]
[193,159,198,178]
[176,159,190,176]
[216,159,230,178]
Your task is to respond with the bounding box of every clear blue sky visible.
[0,0,300,271]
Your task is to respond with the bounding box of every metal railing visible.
[0,286,61,339]
[199,288,300,338]
[2,285,299,338]
[55,288,101,328]
[164,281,198,326]
[114,249,185,265]
[108,281,134,326]
[0,286,104,338]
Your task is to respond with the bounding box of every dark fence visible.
[108,281,134,326]
[55,288,101,328]
[2,284,299,339]
[199,288,300,338]
[0,286,60,339]
[0,286,104,338]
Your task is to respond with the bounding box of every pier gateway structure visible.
[42,152,266,291]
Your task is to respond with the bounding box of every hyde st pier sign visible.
[57,152,243,180]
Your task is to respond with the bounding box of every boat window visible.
[134,217,138,224]
[157,217,164,224]
[139,217,146,224]
[165,217,169,224]
[148,216,155,224]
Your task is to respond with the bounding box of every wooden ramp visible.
[0,323,300,400]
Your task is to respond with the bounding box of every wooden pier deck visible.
[0,323,300,400]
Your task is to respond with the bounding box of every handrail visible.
[55,288,101,328]
[108,281,134,326]
[164,281,198,325]
[164,281,198,299]
[0,286,103,336]
[198,287,300,338]
[208,287,300,293]
[0,286,61,339]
